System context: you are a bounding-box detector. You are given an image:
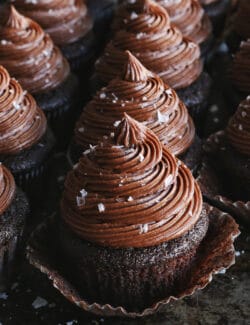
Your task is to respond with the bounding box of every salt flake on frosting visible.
[98,203,105,213]
[139,224,149,234]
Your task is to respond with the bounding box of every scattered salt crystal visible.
[241,111,247,118]
[98,203,105,213]
[13,101,21,110]
[99,92,106,99]
[235,251,241,257]
[238,124,243,131]
[164,174,173,188]
[110,132,115,138]
[0,40,8,45]
[32,297,48,309]
[210,105,219,113]
[165,88,172,95]
[157,110,169,123]
[139,224,149,234]
[139,153,144,162]
[78,127,84,133]
[66,321,77,325]
[0,293,8,300]
[76,196,85,207]
[113,120,121,127]
[127,196,133,202]
[142,96,147,101]
[217,268,226,274]
[130,11,138,19]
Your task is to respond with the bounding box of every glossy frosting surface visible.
[0,65,46,155]
[226,96,250,156]
[96,0,202,89]
[0,164,15,215]
[12,0,93,46]
[0,6,70,94]
[76,51,195,156]
[62,114,203,248]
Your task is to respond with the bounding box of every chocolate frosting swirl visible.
[76,51,195,156]
[233,0,250,39]
[231,40,250,93]
[0,164,16,215]
[12,0,93,46]
[96,0,203,90]
[62,114,203,248]
[0,65,46,155]
[226,96,250,156]
[147,0,212,46]
[0,6,70,94]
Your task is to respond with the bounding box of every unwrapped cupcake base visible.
[26,206,239,318]
[202,131,250,225]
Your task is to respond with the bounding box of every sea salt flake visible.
[0,293,8,300]
[241,111,247,118]
[139,153,144,162]
[13,101,21,110]
[238,124,243,131]
[99,92,106,99]
[98,203,105,213]
[32,297,48,309]
[130,11,138,19]
[76,196,85,207]
[113,120,121,127]
[142,96,147,101]
[139,224,149,234]
[127,196,133,202]
[210,105,218,113]
[157,110,169,123]
[78,127,85,133]
[110,132,115,138]
[164,174,173,188]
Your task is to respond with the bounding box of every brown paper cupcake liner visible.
[202,131,250,225]
[26,206,239,318]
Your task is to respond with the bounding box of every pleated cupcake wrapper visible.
[26,206,239,318]
[15,163,46,189]
[0,234,22,292]
[202,131,250,225]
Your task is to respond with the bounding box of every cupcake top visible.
[0,6,70,94]
[233,0,250,40]
[0,164,15,215]
[231,40,250,93]
[147,0,212,46]
[200,0,218,4]
[226,96,250,156]
[0,65,46,155]
[75,51,195,156]
[62,114,203,248]
[96,0,203,90]
[12,0,93,46]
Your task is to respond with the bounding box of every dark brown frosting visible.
[233,0,250,39]
[96,0,203,90]
[146,0,212,46]
[226,96,250,156]
[200,0,218,4]
[0,65,46,155]
[231,40,250,93]
[0,6,70,94]
[76,51,195,156]
[12,0,93,46]
[62,114,203,248]
[0,164,15,215]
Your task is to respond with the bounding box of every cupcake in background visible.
[0,164,29,291]
[0,6,80,147]
[200,0,230,36]
[205,96,250,201]
[61,114,209,310]
[70,51,202,172]
[0,65,55,188]
[143,0,213,56]
[93,0,212,129]
[225,0,250,52]
[12,0,96,82]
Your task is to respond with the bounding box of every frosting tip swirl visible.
[123,50,151,82]
[6,5,29,29]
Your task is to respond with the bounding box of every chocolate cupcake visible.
[93,0,212,127]
[226,0,250,53]
[200,0,230,36]
[70,51,201,172]
[204,96,250,201]
[0,164,29,291]
[0,6,80,146]
[224,40,250,112]
[60,114,210,311]
[0,65,55,188]
[12,0,96,82]
[146,0,213,56]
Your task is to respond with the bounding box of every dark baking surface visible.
[0,153,249,325]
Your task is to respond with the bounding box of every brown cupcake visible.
[70,51,202,172]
